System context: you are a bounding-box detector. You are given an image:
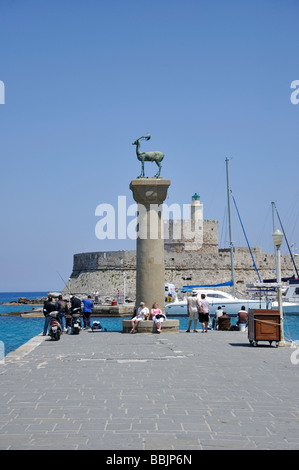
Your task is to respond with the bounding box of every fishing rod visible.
[56,271,71,294]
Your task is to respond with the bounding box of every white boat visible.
[271,280,299,314]
[283,280,299,303]
[270,300,299,314]
[165,289,268,317]
[247,282,299,315]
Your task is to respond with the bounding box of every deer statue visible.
[132,134,164,178]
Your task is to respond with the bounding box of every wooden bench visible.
[122,319,179,333]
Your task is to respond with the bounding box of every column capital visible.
[130,178,171,204]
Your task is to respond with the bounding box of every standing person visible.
[237,305,248,327]
[94,290,99,304]
[82,295,94,329]
[42,296,56,336]
[55,295,68,332]
[150,302,166,333]
[186,290,200,332]
[198,293,210,333]
[130,302,149,333]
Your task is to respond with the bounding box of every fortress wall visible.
[72,250,136,271]
[67,250,136,298]
[164,220,218,253]
[64,246,294,299]
[64,206,294,298]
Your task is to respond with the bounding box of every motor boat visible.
[165,289,268,317]
[282,279,299,303]
[247,282,299,315]
[271,279,299,314]
[270,300,299,314]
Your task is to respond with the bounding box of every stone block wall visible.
[63,211,295,299]
[63,246,295,300]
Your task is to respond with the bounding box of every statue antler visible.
[137,134,151,141]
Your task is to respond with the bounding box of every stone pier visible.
[0,330,297,450]
[130,178,171,312]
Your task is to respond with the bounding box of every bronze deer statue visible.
[132,134,164,178]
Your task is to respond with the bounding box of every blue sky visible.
[0,0,298,291]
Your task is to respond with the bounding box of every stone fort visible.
[63,194,293,299]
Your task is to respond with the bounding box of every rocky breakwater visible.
[4,296,47,306]
[2,292,63,307]
[1,294,62,317]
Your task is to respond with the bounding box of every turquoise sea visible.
[1,292,299,357]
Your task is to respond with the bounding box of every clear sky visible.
[0,0,298,292]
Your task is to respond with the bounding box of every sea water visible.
[0,292,47,355]
[1,292,299,357]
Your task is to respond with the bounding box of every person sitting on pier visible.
[212,306,224,330]
[237,306,248,327]
[130,302,149,333]
[150,302,166,334]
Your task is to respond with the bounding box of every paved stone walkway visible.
[0,329,298,450]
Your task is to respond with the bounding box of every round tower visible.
[190,193,203,223]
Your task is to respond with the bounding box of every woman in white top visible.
[130,302,149,333]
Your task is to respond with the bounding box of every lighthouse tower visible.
[164,193,204,252]
[184,193,203,251]
[190,193,203,228]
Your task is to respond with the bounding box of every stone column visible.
[130,178,171,312]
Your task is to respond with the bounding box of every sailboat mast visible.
[271,201,276,232]
[226,158,236,297]
[271,201,278,274]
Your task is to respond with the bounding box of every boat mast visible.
[271,201,278,272]
[226,158,236,297]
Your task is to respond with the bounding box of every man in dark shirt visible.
[67,295,82,327]
[43,296,56,336]
[70,295,82,312]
